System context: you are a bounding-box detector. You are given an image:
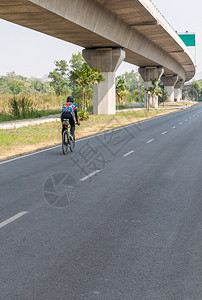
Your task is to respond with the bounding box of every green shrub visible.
[78,110,89,121]
[10,96,20,118]
[9,95,35,119]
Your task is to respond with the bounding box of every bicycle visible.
[62,119,75,155]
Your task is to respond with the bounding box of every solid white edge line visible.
[147,139,154,144]
[161,131,167,135]
[0,211,28,229]
[0,107,194,165]
[80,170,101,181]
[0,145,60,165]
[0,116,161,165]
[123,150,134,157]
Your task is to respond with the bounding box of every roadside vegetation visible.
[159,101,194,107]
[182,80,202,101]
[0,108,180,161]
[0,51,198,160]
[0,94,63,122]
[0,52,146,123]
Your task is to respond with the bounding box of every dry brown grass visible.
[0,94,65,113]
[159,101,194,107]
[0,108,180,161]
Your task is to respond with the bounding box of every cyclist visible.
[61,96,80,139]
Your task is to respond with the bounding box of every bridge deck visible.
[0,0,195,81]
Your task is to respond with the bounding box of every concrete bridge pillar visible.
[138,67,164,108]
[174,80,184,101]
[161,75,178,102]
[82,48,125,114]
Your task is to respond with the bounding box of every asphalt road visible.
[0,104,202,299]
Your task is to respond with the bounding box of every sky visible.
[0,0,201,79]
[151,0,202,79]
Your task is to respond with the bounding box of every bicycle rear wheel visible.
[69,134,75,152]
[62,130,68,155]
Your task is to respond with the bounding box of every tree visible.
[145,78,163,109]
[116,78,126,104]
[69,52,85,71]
[68,52,85,108]
[6,80,26,95]
[48,60,69,95]
[160,90,168,107]
[0,72,55,95]
[116,71,144,104]
[70,62,105,111]
[0,72,28,95]
[188,80,202,101]
[29,79,53,94]
[119,70,144,92]
[127,89,144,103]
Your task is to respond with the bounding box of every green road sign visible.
[178,34,196,46]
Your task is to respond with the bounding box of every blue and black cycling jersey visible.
[61,102,78,127]
[62,102,77,113]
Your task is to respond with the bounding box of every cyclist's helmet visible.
[67,96,74,103]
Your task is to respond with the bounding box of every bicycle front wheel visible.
[62,131,68,155]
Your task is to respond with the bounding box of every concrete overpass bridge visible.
[0,0,196,113]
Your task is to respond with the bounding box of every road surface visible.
[0,104,201,299]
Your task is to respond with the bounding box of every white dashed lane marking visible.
[161,131,167,135]
[80,170,101,181]
[147,139,154,144]
[0,211,28,229]
[123,150,134,157]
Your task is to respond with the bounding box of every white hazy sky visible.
[0,0,201,79]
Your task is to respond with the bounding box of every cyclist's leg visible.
[69,114,75,136]
[61,113,66,136]
[61,112,71,136]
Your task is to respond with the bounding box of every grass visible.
[0,94,63,123]
[0,94,65,110]
[116,104,142,110]
[159,101,194,107]
[0,108,179,161]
